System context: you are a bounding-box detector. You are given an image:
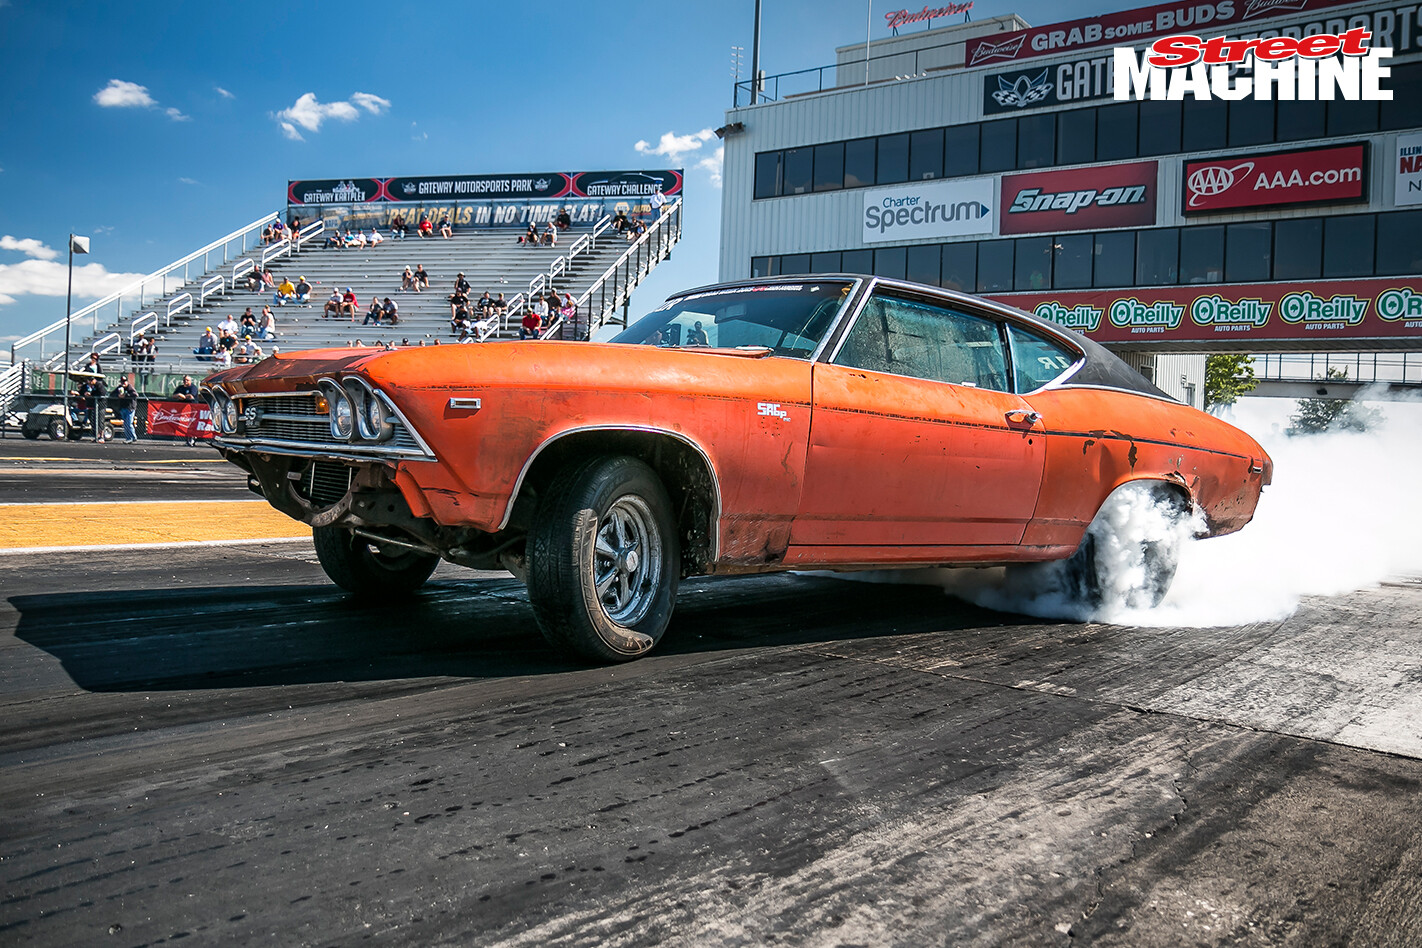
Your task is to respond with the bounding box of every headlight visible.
[329,388,354,440]
[207,389,237,434]
[223,397,239,433]
[355,389,395,442]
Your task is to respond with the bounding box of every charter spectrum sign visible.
[988,279,1422,344]
[862,178,994,243]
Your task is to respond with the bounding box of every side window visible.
[833,295,1009,392]
[1007,325,1077,393]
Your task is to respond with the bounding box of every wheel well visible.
[511,430,718,576]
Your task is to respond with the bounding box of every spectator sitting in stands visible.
[454,272,471,295]
[544,222,557,246]
[611,209,629,234]
[494,292,508,318]
[258,307,277,340]
[439,217,453,239]
[390,214,407,239]
[345,230,367,249]
[212,346,232,367]
[418,216,433,238]
[520,306,542,341]
[560,293,577,321]
[294,276,311,305]
[401,266,418,292]
[382,297,399,325]
[555,208,572,230]
[448,286,470,319]
[217,315,240,349]
[173,375,199,400]
[274,276,296,305]
[323,288,343,318]
[476,291,493,315]
[240,308,259,335]
[245,266,262,292]
[261,224,275,244]
[272,220,286,242]
[363,298,385,326]
[195,327,218,355]
[629,217,647,240]
[324,230,344,249]
[340,287,358,320]
[235,336,262,363]
[369,228,384,246]
[451,312,471,337]
[520,223,538,246]
[414,265,430,290]
[262,267,275,288]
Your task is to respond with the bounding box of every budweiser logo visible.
[1186,162,1255,206]
[1242,0,1312,19]
[969,34,1027,66]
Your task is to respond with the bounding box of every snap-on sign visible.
[1000,161,1158,234]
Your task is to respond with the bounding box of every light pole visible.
[62,234,89,435]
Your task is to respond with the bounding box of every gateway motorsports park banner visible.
[990,279,1422,348]
[286,170,682,228]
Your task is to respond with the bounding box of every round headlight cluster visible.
[205,387,239,434]
[318,377,394,443]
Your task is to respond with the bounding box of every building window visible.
[1096,103,1138,161]
[811,251,843,273]
[1228,99,1275,147]
[1136,229,1178,286]
[754,151,782,199]
[1179,225,1224,284]
[1376,211,1422,275]
[1182,99,1228,152]
[1057,108,1096,165]
[1381,62,1422,130]
[1327,100,1379,136]
[783,147,813,195]
[1017,113,1055,170]
[844,138,877,188]
[1093,231,1135,288]
[1014,237,1053,290]
[944,124,980,177]
[1276,101,1327,142]
[1273,218,1322,280]
[873,246,907,280]
[814,142,844,192]
[980,119,1016,173]
[909,129,944,180]
[977,240,1014,293]
[906,243,941,285]
[876,133,910,184]
[751,256,776,278]
[780,253,812,275]
[1053,234,1093,289]
[1322,215,1375,277]
[1225,223,1272,283]
[941,243,976,292]
[842,249,874,274]
[1137,101,1182,156]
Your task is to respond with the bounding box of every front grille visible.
[230,390,430,459]
[296,461,354,506]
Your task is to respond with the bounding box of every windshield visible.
[611,280,857,359]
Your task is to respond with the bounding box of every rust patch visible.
[1128,443,1138,470]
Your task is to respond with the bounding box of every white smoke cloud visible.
[275,91,389,139]
[634,128,716,162]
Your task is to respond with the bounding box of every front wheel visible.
[48,418,67,441]
[527,456,680,663]
[312,526,440,598]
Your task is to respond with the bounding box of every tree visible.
[1204,354,1258,409]
[1287,367,1384,435]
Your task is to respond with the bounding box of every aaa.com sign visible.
[1001,161,1157,234]
[1182,142,1367,213]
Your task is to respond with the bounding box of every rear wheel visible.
[527,456,679,663]
[312,525,440,598]
[21,427,40,440]
[1063,482,1189,609]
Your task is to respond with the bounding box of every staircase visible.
[13,202,682,383]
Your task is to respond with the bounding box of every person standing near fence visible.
[112,377,139,443]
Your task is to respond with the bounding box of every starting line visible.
[0,501,310,551]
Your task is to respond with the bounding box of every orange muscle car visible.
[206,276,1271,661]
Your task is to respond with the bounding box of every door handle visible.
[1005,410,1041,426]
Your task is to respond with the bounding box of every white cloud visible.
[0,235,60,261]
[634,128,716,162]
[0,258,148,308]
[165,107,190,122]
[274,91,388,139]
[94,79,156,109]
[215,86,234,99]
[697,146,725,188]
[179,177,199,185]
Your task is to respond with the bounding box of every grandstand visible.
[6,196,682,392]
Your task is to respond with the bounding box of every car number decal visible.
[757,402,789,421]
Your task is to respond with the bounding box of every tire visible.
[21,428,40,440]
[527,456,680,663]
[47,418,67,441]
[1062,483,1188,610]
[312,525,440,598]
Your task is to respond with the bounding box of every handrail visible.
[0,361,26,428]
[549,256,566,282]
[167,293,193,324]
[567,233,590,264]
[131,312,158,343]
[575,200,683,339]
[91,332,122,356]
[199,274,224,307]
[529,273,546,297]
[296,219,324,251]
[10,211,279,365]
[233,258,255,285]
[730,34,970,107]
[260,240,291,268]
[591,214,614,244]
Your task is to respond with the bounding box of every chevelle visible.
[206,276,1271,661]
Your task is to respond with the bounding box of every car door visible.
[791,290,1045,549]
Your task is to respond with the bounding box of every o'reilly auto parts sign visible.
[863,178,994,244]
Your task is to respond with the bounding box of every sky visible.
[0,0,1071,355]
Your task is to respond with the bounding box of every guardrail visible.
[296,219,324,251]
[1252,352,1422,385]
[167,293,193,324]
[260,240,292,268]
[233,258,255,286]
[131,312,158,343]
[9,212,280,366]
[91,332,122,357]
[0,360,27,431]
[731,35,967,106]
[199,274,224,308]
[563,199,682,340]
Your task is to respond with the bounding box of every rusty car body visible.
[206,276,1272,661]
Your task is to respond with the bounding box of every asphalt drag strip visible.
[1,541,1419,947]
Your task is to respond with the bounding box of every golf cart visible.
[19,370,117,441]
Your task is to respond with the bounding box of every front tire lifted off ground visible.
[312,525,440,599]
[527,455,680,663]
